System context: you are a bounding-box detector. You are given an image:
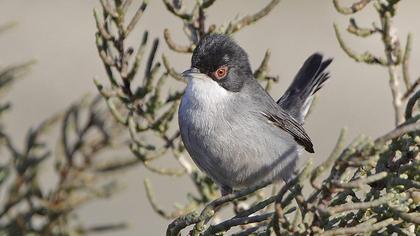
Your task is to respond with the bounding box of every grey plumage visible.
[178,34,332,194]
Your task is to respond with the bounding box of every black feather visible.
[277,53,333,123]
[262,111,314,153]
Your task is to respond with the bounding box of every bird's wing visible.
[261,110,314,153]
[277,53,332,124]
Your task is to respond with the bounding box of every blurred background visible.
[0,0,419,235]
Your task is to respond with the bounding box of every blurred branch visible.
[334,0,415,126]
[0,21,17,34]
[333,23,386,65]
[333,0,372,15]
[402,33,413,90]
[225,0,281,34]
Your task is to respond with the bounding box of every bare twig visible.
[226,0,281,34]
[333,0,372,15]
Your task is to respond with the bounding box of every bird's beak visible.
[181,67,207,80]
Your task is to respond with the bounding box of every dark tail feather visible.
[277,53,333,123]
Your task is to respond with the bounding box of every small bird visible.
[179,34,332,195]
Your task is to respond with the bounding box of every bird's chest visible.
[178,79,299,188]
[179,78,232,133]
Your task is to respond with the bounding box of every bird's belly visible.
[179,98,299,189]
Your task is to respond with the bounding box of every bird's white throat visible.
[182,77,232,108]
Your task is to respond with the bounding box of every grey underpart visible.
[180,76,305,190]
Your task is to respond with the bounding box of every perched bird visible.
[179,34,332,195]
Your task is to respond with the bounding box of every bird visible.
[178,34,332,195]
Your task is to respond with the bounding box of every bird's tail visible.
[277,53,332,124]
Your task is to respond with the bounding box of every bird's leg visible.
[220,185,233,196]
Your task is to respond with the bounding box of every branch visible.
[333,0,372,15]
[162,0,190,20]
[405,89,420,120]
[225,0,281,34]
[126,1,148,36]
[347,18,378,37]
[311,128,347,189]
[333,23,386,65]
[402,33,413,90]
[163,29,194,53]
[375,119,420,145]
[202,212,272,236]
[322,218,395,236]
[162,54,184,82]
[402,77,420,100]
[332,171,388,189]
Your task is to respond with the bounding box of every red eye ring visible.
[213,66,228,80]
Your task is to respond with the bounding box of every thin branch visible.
[333,23,387,65]
[405,89,420,120]
[402,77,420,100]
[402,33,413,90]
[322,193,396,215]
[254,50,271,80]
[322,218,395,236]
[162,0,190,20]
[375,119,420,145]
[311,128,348,189]
[347,18,378,37]
[125,1,148,36]
[202,212,272,236]
[162,54,184,82]
[333,0,372,15]
[381,11,404,125]
[163,29,194,53]
[332,171,388,189]
[226,0,281,34]
[144,178,189,219]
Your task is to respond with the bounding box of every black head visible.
[190,34,253,92]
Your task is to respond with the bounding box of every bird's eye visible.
[213,66,228,80]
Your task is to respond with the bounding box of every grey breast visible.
[179,87,300,189]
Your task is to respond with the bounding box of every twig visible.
[163,29,194,53]
[254,50,271,81]
[191,180,273,235]
[402,33,413,90]
[225,0,281,34]
[381,10,404,125]
[162,54,184,82]
[322,193,397,215]
[405,89,420,120]
[332,171,388,189]
[333,23,386,65]
[347,18,378,37]
[333,0,372,15]
[126,1,148,36]
[375,120,420,145]
[0,21,17,34]
[202,212,273,236]
[144,178,189,219]
[162,0,190,20]
[403,77,420,100]
[311,128,348,189]
[321,218,395,236]
[390,208,420,225]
